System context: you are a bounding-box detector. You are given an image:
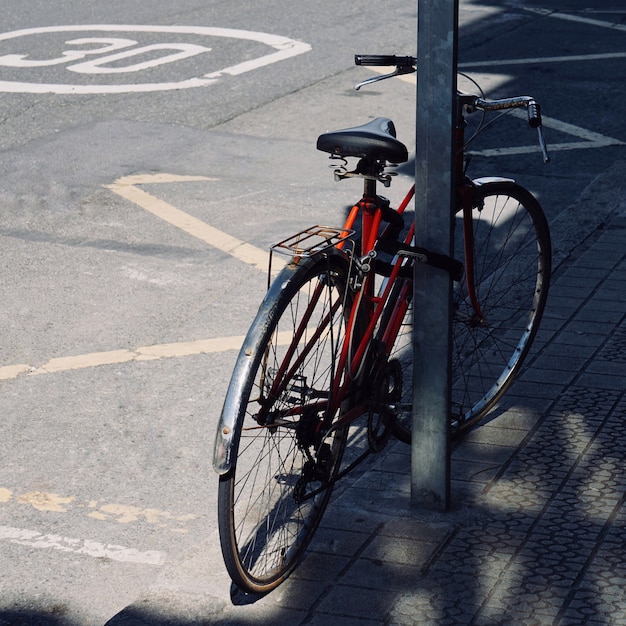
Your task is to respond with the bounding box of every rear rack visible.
[271,225,355,258]
[268,225,355,287]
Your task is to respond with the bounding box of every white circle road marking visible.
[0,24,311,93]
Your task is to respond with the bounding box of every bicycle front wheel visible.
[216,252,353,594]
[390,179,550,441]
[451,179,551,431]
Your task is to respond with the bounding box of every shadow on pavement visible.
[0,608,78,626]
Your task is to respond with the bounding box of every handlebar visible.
[355,54,416,68]
[355,54,549,162]
[469,96,549,162]
[354,54,416,91]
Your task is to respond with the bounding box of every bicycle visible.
[213,54,551,594]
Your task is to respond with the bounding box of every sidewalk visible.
[108,161,626,625]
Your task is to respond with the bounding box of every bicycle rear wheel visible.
[216,252,353,594]
[391,179,550,440]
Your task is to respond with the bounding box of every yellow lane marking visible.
[0,335,247,380]
[19,492,74,513]
[1,487,198,533]
[105,174,270,272]
[0,175,296,380]
[0,329,310,380]
[0,364,31,380]
[0,335,244,378]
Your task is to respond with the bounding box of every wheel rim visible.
[389,183,549,440]
[451,187,549,430]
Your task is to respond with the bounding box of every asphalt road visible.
[0,1,624,623]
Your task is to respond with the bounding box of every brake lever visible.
[354,66,415,91]
[537,126,550,163]
[526,99,550,163]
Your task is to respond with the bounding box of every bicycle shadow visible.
[229,383,626,623]
[104,381,626,622]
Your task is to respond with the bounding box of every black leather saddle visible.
[316,117,408,164]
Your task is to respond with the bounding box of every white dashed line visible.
[0,525,165,565]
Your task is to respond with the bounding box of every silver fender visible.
[212,252,337,475]
[471,176,515,186]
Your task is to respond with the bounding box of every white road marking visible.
[0,525,165,565]
[0,37,139,67]
[67,43,213,75]
[371,57,624,155]
[0,25,311,94]
[459,51,626,68]
[0,77,215,94]
[523,8,626,32]
[469,110,624,157]
[0,364,31,380]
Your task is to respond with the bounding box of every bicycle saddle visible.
[316,117,408,164]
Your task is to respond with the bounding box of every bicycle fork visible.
[459,181,488,326]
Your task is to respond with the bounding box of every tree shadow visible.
[0,608,78,626]
[105,608,219,625]
[196,1,626,622]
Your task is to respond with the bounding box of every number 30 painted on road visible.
[0,25,311,94]
[0,38,213,74]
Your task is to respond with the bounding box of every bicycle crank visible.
[367,359,403,451]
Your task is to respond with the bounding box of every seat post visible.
[360,175,380,257]
[359,157,380,199]
[363,177,377,199]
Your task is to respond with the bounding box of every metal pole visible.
[411,0,458,510]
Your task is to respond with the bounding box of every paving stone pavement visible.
[304,196,626,626]
[108,164,626,625]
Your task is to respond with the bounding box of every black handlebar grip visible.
[355,54,398,66]
[355,55,416,67]
[527,100,542,128]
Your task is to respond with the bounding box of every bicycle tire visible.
[391,179,551,441]
[217,251,355,594]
